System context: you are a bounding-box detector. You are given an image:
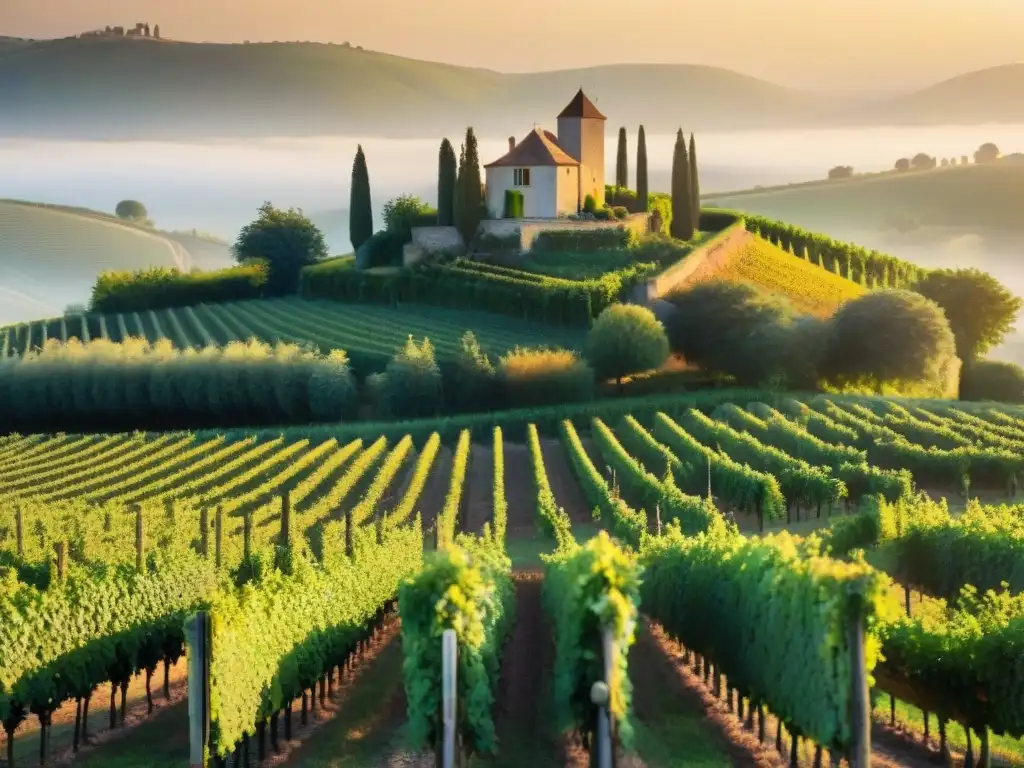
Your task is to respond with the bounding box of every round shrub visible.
[585,304,669,390]
[308,350,358,420]
[960,360,1024,403]
[381,337,443,419]
[665,281,791,373]
[500,347,594,408]
[820,289,959,395]
[612,206,629,220]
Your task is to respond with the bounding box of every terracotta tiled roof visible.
[557,89,606,120]
[484,127,580,168]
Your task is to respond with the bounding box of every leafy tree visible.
[728,315,829,390]
[381,336,443,419]
[666,281,790,374]
[349,145,373,252]
[585,304,669,392]
[636,125,649,212]
[452,331,500,412]
[115,199,148,222]
[894,158,910,172]
[670,129,693,241]
[910,153,936,170]
[437,138,457,227]
[616,128,628,189]
[828,166,854,179]
[233,202,328,295]
[914,268,1022,359]
[974,142,1001,164]
[454,127,482,245]
[820,290,958,393]
[688,133,700,233]
[382,194,436,242]
[960,360,1024,403]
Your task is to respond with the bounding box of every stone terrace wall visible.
[631,224,751,303]
[479,213,649,253]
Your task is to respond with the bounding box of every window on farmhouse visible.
[514,168,531,186]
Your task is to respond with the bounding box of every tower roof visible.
[557,88,606,120]
[484,127,580,168]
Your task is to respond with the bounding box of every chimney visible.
[508,136,515,152]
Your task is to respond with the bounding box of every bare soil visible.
[416,446,453,539]
[539,438,593,525]
[462,443,494,536]
[480,571,583,767]
[502,443,536,536]
[0,659,190,768]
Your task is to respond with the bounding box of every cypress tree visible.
[437,138,457,227]
[636,125,649,212]
[671,129,694,241]
[689,133,701,232]
[349,145,373,251]
[615,127,628,189]
[454,127,483,245]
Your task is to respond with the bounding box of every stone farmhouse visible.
[484,89,607,219]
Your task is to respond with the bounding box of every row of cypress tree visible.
[615,126,650,211]
[347,129,486,253]
[670,130,701,240]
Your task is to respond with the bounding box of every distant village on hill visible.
[79,22,161,38]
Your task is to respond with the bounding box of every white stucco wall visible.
[485,165,561,218]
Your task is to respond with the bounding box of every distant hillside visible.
[872,64,1024,125]
[0,37,827,139]
[0,200,231,325]
[704,162,1024,232]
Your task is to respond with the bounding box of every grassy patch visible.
[873,695,1024,765]
[705,163,1024,231]
[690,236,865,316]
[519,249,637,279]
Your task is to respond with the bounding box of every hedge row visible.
[0,337,357,431]
[301,259,651,327]
[742,214,925,288]
[91,264,268,314]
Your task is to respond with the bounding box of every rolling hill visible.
[0,36,824,139]
[704,161,1024,232]
[1,37,1023,140]
[0,200,231,324]
[869,63,1024,125]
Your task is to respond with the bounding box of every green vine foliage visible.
[542,531,641,748]
[640,521,895,752]
[591,417,717,535]
[0,547,221,727]
[878,585,1024,738]
[526,424,576,547]
[559,419,647,546]
[207,521,422,757]
[685,408,847,511]
[651,412,786,522]
[812,399,1024,486]
[398,536,513,757]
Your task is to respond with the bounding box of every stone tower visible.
[556,89,607,209]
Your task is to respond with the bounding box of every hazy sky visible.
[4,0,1024,91]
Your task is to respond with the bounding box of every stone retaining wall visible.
[631,224,751,303]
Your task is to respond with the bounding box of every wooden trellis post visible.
[848,610,870,768]
[186,611,211,768]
